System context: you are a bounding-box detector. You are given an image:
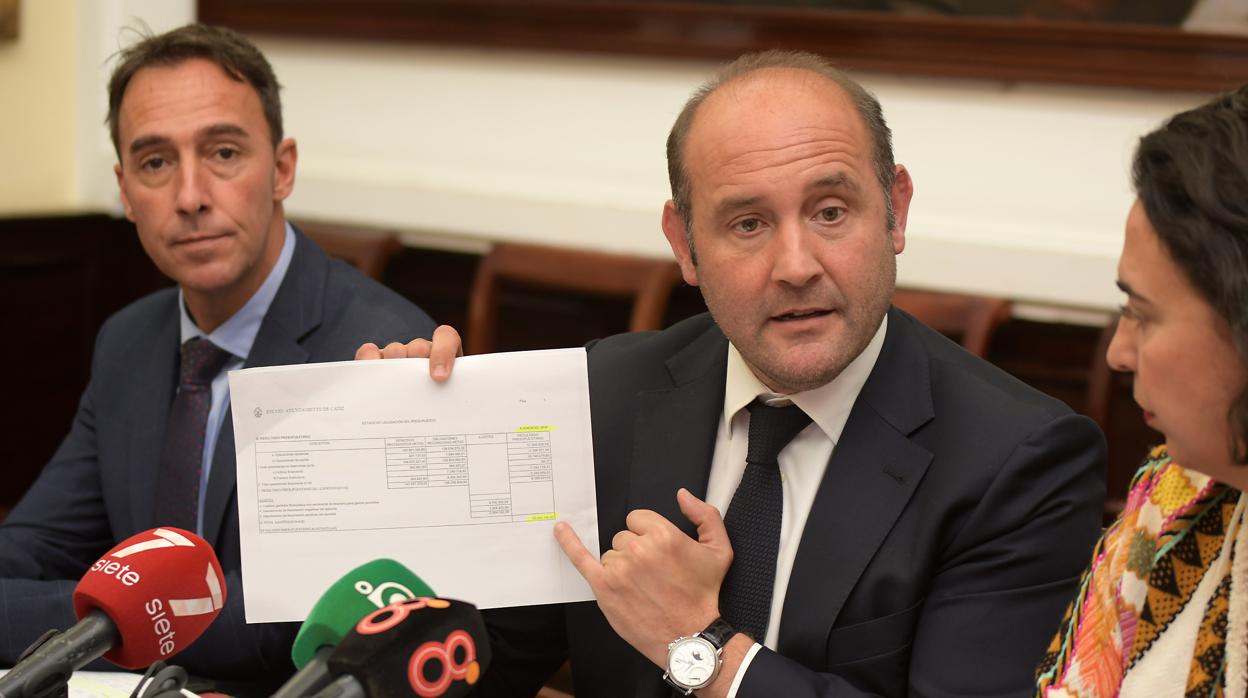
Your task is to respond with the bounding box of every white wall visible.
[0,0,78,214]
[0,0,194,215]
[255,40,1206,315]
[73,0,194,209]
[59,0,1212,316]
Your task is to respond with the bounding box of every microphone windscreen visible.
[327,597,490,698]
[72,527,226,669]
[292,559,435,669]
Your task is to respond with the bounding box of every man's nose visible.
[770,221,822,288]
[174,160,210,216]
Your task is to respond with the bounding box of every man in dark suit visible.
[0,24,435,684]
[370,51,1105,696]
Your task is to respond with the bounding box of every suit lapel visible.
[622,324,727,695]
[778,309,935,667]
[201,231,326,546]
[626,325,728,539]
[128,301,181,533]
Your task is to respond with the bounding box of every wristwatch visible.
[663,617,737,695]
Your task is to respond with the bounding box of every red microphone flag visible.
[72,527,226,668]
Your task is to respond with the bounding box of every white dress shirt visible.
[708,315,888,696]
[177,223,296,535]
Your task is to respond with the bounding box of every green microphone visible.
[274,559,435,698]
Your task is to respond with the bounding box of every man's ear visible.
[889,164,914,254]
[114,163,135,222]
[272,138,298,201]
[661,200,699,286]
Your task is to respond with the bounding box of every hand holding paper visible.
[354,325,463,382]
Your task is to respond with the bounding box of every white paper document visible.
[229,348,599,623]
[0,670,197,698]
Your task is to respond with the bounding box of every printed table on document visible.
[253,430,556,533]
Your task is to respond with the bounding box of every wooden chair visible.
[466,242,683,355]
[297,220,404,281]
[1085,317,1136,521]
[892,287,1012,358]
[536,659,575,697]
[1083,318,1119,440]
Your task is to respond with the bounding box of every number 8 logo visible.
[409,630,480,697]
[356,597,452,635]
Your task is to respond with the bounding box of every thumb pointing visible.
[677,488,729,552]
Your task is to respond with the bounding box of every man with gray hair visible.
[370,50,1105,696]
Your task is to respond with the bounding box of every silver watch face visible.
[667,636,718,689]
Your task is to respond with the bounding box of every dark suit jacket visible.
[481,309,1105,697]
[0,230,435,686]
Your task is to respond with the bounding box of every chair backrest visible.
[1084,318,1119,437]
[297,221,404,281]
[466,242,683,355]
[892,287,1011,358]
[1085,317,1132,521]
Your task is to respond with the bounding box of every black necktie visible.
[156,337,233,532]
[720,399,813,643]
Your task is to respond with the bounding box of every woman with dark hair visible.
[1036,86,1248,697]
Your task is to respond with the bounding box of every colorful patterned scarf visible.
[1036,447,1247,698]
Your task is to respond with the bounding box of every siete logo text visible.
[90,558,140,586]
[145,599,178,656]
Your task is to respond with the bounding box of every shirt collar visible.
[178,222,297,360]
[723,313,888,446]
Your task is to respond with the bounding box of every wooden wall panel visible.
[199,0,1248,92]
[0,215,170,508]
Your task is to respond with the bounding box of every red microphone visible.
[74,526,226,667]
[0,528,227,698]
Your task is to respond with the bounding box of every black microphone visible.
[314,597,490,698]
[272,559,436,698]
[0,615,117,698]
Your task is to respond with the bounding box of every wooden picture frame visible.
[198,0,1248,93]
[0,0,18,40]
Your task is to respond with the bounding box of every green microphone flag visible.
[291,559,436,669]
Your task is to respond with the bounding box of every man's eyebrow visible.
[128,134,171,156]
[715,195,761,216]
[1116,279,1151,304]
[126,124,250,157]
[808,173,860,194]
[709,174,863,217]
[199,123,248,140]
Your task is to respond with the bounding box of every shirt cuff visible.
[724,641,762,698]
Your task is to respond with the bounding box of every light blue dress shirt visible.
[177,223,296,535]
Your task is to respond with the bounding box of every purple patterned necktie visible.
[155,337,233,532]
[720,399,812,643]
